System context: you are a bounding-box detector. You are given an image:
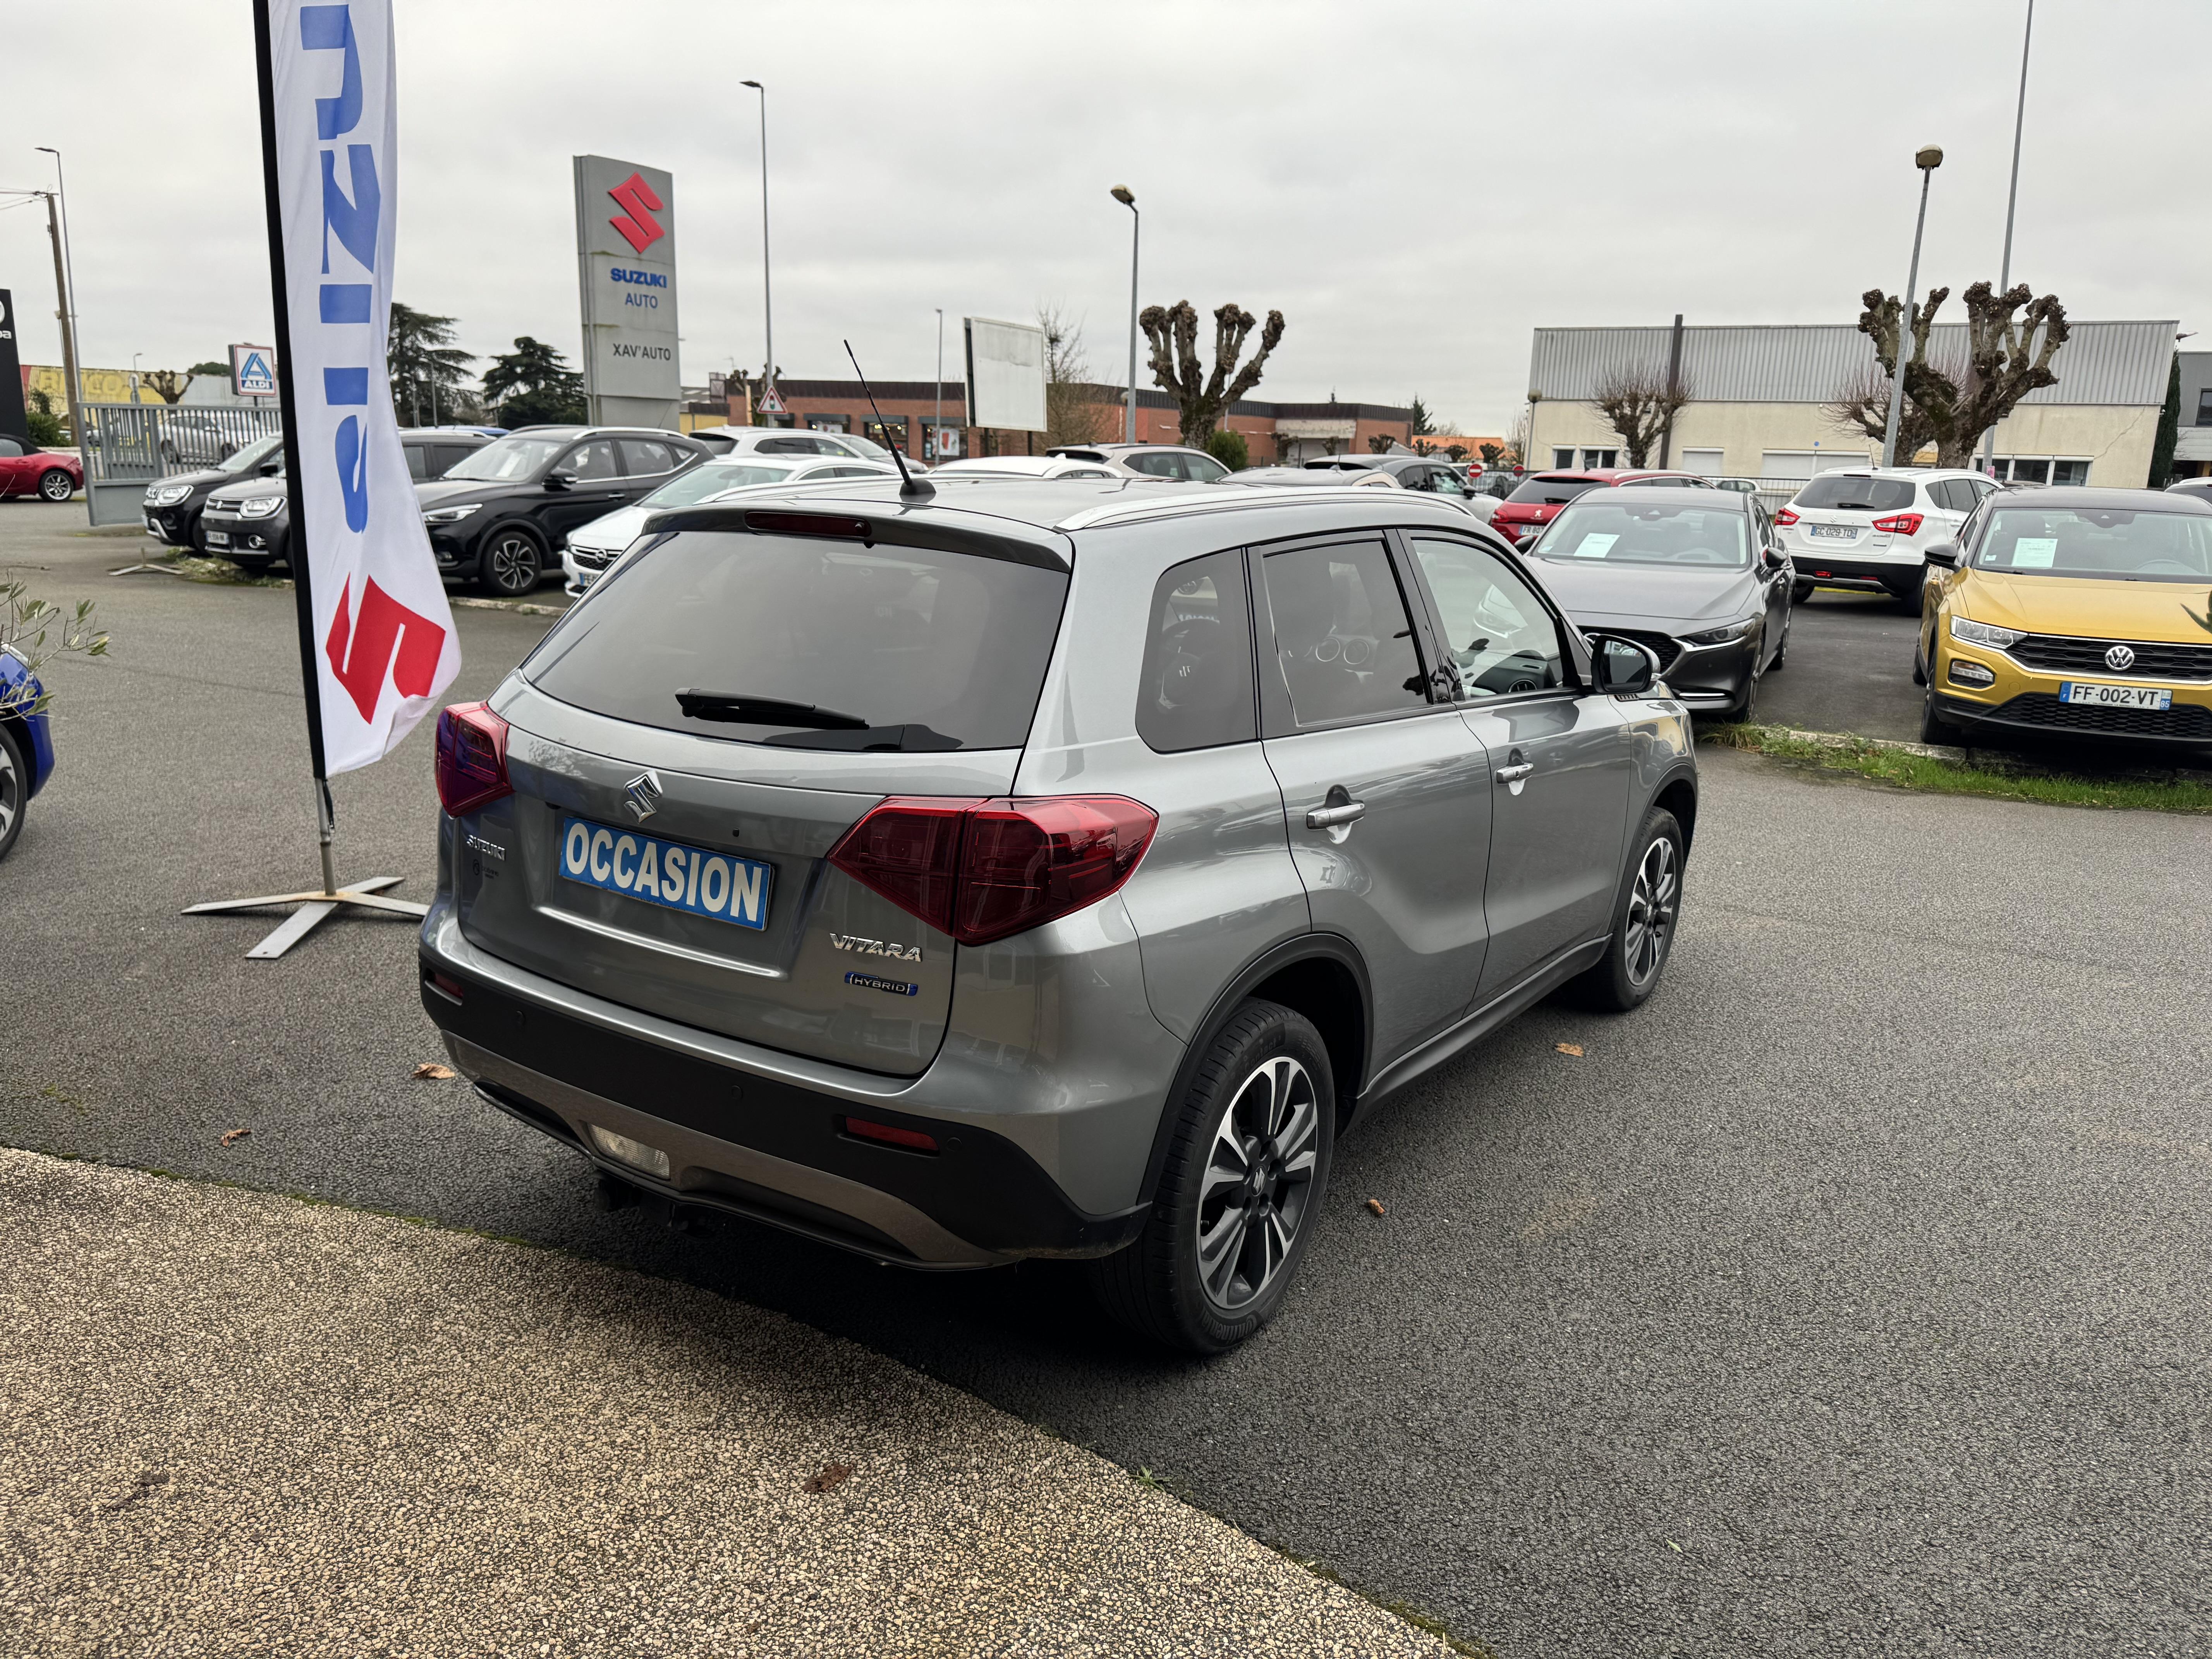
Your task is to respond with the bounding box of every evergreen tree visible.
[388,303,477,426]
[481,336,587,427]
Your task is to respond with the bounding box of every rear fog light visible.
[587,1123,672,1178]
[842,1116,939,1154]
[425,970,466,1004]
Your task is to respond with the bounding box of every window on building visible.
[2196,389,2212,427]
[1578,448,1619,468]
[806,415,850,433]
[1552,447,1577,469]
[2050,459,2090,486]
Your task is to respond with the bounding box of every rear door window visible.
[1137,551,1256,752]
[562,439,619,481]
[402,443,431,480]
[619,439,677,476]
[524,531,1068,752]
[1256,539,1429,728]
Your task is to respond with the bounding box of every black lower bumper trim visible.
[421,960,1147,1261]
[1935,692,2212,746]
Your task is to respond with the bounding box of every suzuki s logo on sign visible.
[606,172,666,254]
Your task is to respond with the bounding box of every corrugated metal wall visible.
[1528,321,2175,408]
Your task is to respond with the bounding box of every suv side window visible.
[562,439,619,481]
[1136,551,1257,752]
[619,439,677,476]
[757,436,814,456]
[1183,452,1230,483]
[1128,452,1180,478]
[402,442,431,480]
[1257,539,1429,728]
[1405,536,1566,701]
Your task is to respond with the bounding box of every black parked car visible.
[414,427,709,595]
[141,432,285,551]
[1520,486,1793,721]
[398,427,496,483]
[200,467,293,573]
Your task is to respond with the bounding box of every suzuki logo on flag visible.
[607,172,666,254]
[325,576,447,721]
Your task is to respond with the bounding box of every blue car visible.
[0,648,56,860]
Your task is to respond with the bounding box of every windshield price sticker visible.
[1572,533,1620,559]
[559,817,773,929]
[2011,537,2058,568]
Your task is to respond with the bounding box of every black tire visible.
[1919,682,1956,745]
[1768,613,1789,672]
[0,720,26,861]
[1911,624,1929,686]
[479,527,545,596]
[1565,806,1684,1012]
[1730,663,1759,722]
[1090,999,1335,1354]
[1791,579,1815,605]
[37,470,73,503]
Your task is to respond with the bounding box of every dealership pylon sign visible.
[184,0,458,958]
[574,155,680,431]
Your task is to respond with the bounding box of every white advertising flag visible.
[269,0,457,774]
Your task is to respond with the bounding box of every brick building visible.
[723,380,1415,464]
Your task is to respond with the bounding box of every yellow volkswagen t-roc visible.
[1917,488,2212,751]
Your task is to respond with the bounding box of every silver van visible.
[421,475,1697,1352]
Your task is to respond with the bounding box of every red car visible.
[0,437,81,502]
[1489,467,1707,546]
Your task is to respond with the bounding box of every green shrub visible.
[26,410,67,447]
[1206,428,1249,472]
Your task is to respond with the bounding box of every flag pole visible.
[180,0,424,959]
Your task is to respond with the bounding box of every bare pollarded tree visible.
[1857,280,2070,466]
[1138,300,1285,447]
[1588,360,1694,468]
[1823,359,1944,464]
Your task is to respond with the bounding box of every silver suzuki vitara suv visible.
[420,473,1696,1353]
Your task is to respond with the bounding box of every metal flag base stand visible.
[183,790,427,960]
[108,551,185,577]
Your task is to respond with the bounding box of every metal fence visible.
[79,401,283,483]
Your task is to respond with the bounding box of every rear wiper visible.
[675,689,869,729]
[762,723,962,753]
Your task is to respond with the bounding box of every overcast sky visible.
[3,0,2201,433]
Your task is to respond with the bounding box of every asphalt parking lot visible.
[7,501,2210,1656]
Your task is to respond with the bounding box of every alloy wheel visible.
[488,534,540,594]
[0,740,18,846]
[1623,836,1678,988]
[39,471,72,502]
[1195,1056,1321,1312]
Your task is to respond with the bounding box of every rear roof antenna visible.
[843,339,934,501]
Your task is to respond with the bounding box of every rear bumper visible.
[1788,549,1919,590]
[417,912,1152,1267]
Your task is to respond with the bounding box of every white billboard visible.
[964,316,1047,433]
[574,155,680,430]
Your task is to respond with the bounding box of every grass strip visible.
[1707,723,2212,814]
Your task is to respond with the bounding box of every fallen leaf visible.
[1555,1042,1584,1057]
[412,1063,457,1081]
[804,1463,853,1494]
[220,1128,251,1147]
[1366,1198,1386,1217]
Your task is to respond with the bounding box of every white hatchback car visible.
[1774,467,2002,603]
[561,456,898,595]
[926,456,1121,481]
[686,426,910,468]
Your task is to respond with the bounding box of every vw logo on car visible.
[2104,644,2137,672]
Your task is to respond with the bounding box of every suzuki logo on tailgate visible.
[623,771,663,822]
[832,933,922,962]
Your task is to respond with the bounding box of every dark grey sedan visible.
[1522,486,1793,720]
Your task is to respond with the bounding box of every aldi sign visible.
[230,343,280,398]
[573,154,679,429]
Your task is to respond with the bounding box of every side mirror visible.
[1587,633,1660,696]
[544,471,575,491]
[1924,541,1960,568]
[258,459,281,476]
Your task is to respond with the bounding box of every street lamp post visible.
[740,81,773,424]
[1111,185,1138,445]
[1881,145,1944,471]
[1982,0,2035,476]
[36,147,90,488]
[934,307,943,462]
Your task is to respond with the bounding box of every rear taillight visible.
[1773,508,1800,527]
[1872,512,1924,535]
[434,701,511,816]
[828,795,1158,946]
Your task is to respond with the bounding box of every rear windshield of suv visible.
[1792,475,1916,514]
[523,530,1069,751]
[1505,476,1605,506]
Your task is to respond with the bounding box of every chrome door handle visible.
[1496,763,1534,781]
[1306,800,1366,828]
